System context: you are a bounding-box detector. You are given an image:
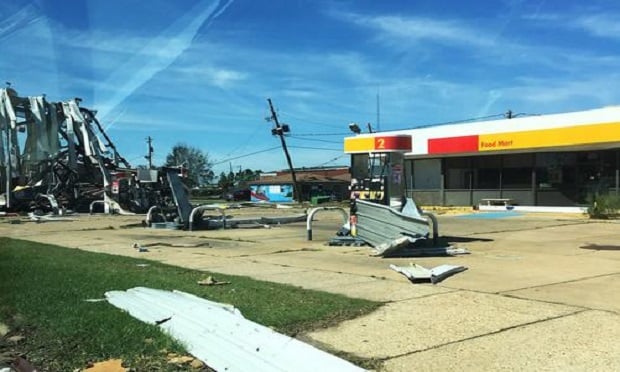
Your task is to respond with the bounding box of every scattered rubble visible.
[27,212,77,222]
[197,276,231,286]
[390,263,467,284]
[5,336,24,344]
[328,236,367,246]
[190,358,205,369]
[84,359,127,372]
[0,323,8,337]
[131,243,148,252]
[166,354,194,365]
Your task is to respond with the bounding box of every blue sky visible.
[2,0,620,176]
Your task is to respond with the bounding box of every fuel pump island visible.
[343,133,439,253]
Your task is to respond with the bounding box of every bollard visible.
[306,207,348,241]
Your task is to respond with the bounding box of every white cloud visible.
[281,89,317,99]
[209,68,246,87]
[322,52,377,83]
[332,8,620,75]
[523,10,620,41]
[507,75,620,105]
[574,14,620,40]
[338,11,495,49]
[171,65,248,88]
[521,13,561,22]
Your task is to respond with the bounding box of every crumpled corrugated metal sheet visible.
[389,263,467,284]
[105,287,365,372]
[355,199,430,247]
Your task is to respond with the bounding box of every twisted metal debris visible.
[0,87,172,214]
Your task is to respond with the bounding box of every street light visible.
[348,122,361,134]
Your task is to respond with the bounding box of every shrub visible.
[588,193,620,219]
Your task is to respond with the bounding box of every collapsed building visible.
[0,87,175,214]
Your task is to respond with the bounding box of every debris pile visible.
[329,197,469,257]
[0,87,178,215]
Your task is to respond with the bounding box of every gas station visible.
[344,106,620,208]
[342,134,440,253]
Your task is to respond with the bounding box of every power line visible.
[278,111,344,129]
[315,154,348,167]
[290,132,350,136]
[212,144,344,168]
[289,145,342,151]
[212,146,280,165]
[223,126,263,157]
[288,136,342,144]
[278,110,377,130]
[391,113,508,131]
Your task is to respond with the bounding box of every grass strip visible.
[0,237,381,370]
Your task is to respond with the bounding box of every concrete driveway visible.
[2,209,619,371]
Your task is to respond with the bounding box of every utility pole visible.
[5,127,10,209]
[376,90,380,132]
[145,136,153,169]
[229,162,234,187]
[267,98,300,202]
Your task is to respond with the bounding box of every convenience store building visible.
[345,106,620,207]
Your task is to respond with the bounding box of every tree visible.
[239,168,261,182]
[218,172,232,190]
[203,169,215,184]
[217,169,261,190]
[164,143,212,187]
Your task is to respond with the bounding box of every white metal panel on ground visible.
[390,263,467,284]
[105,287,365,372]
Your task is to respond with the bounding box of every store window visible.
[536,152,576,189]
[413,159,441,189]
[473,156,500,189]
[502,154,533,188]
[575,150,618,200]
[444,157,471,189]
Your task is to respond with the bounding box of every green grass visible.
[0,237,381,370]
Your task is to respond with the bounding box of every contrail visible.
[476,90,502,118]
[98,0,234,129]
[0,4,42,42]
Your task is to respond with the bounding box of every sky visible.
[2,0,620,177]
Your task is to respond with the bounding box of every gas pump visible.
[345,135,412,207]
[349,152,408,207]
[343,134,436,249]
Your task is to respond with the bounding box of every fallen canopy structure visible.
[0,87,170,213]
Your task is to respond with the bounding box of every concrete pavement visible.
[1,209,619,371]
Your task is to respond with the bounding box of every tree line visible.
[162,143,261,189]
